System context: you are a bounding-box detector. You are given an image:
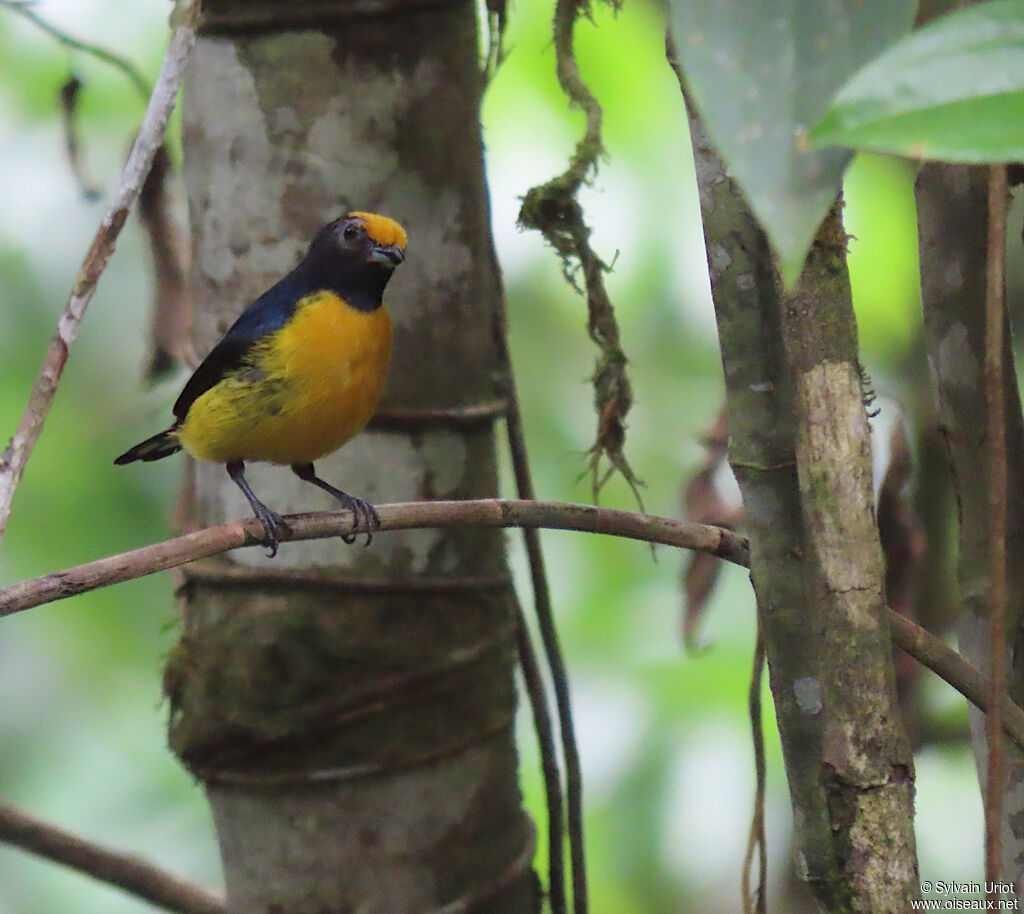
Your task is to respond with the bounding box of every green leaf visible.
[669,0,915,286]
[810,0,1024,161]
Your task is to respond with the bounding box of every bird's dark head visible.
[312,212,407,269]
[303,212,408,311]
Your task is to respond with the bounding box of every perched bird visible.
[115,212,407,556]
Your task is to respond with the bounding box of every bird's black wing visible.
[172,273,305,421]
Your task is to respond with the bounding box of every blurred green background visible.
[0,1,981,911]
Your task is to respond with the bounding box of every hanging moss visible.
[517,0,642,506]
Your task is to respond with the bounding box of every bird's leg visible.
[291,462,380,545]
[226,460,290,557]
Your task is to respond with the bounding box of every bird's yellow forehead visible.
[348,212,408,250]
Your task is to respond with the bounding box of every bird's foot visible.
[253,505,292,557]
[338,495,380,546]
[289,464,380,546]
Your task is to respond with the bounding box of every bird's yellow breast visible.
[177,291,392,465]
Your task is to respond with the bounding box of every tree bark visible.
[912,2,1024,897]
[165,3,537,912]
[681,88,919,911]
[916,161,1024,897]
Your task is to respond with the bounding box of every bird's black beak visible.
[369,243,405,267]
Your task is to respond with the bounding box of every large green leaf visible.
[810,0,1024,162]
[670,0,915,285]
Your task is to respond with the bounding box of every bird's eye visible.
[343,224,361,241]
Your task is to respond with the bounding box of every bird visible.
[115,211,407,557]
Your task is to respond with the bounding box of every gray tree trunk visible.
[913,0,1024,898]
[916,162,1024,898]
[682,91,919,912]
[164,3,537,912]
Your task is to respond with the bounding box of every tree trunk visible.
[164,3,537,912]
[912,0,1024,898]
[681,91,919,911]
[916,162,1024,898]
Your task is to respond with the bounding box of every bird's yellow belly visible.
[177,294,392,466]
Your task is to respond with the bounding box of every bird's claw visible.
[255,508,291,558]
[339,496,380,547]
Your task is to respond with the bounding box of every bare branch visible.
[0,0,201,546]
[493,300,569,911]
[0,802,224,914]
[512,618,566,914]
[1,495,1020,759]
[887,612,1024,754]
[742,630,767,914]
[0,499,748,617]
[985,162,1010,896]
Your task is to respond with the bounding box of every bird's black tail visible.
[114,427,182,465]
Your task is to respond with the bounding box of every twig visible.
[0,0,201,546]
[0,802,224,914]
[985,162,1009,900]
[2,497,1022,757]
[742,628,767,914]
[513,619,566,914]
[494,313,568,914]
[0,499,748,617]
[886,612,1024,753]
[0,0,151,101]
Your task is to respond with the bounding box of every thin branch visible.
[886,612,1024,753]
[0,802,224,914]
[506,471,576,914]
[513,619,566,914]
[494,303,568,909]
[0,499,748,617]
[0,0,201,546]
[0,0,151,101]
[985,162,1009,898]
[2,496,1022,758]
[742,628,767,914]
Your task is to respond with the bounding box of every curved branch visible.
[1,496,1021,756]
[0,499,748,617]
[0,802,224,914]
[0,0,200,546]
